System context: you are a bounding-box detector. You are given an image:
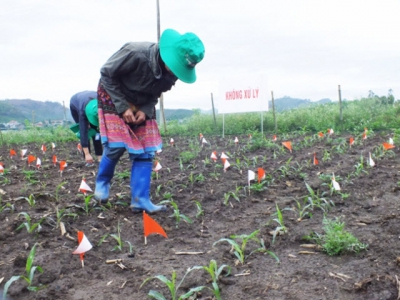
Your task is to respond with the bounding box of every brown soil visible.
[1,131,400,300]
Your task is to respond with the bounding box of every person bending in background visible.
[94,28,205,214]
[69,91,103,165]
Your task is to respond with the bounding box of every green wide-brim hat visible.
[159,29,205,84]
[85,99,99,127]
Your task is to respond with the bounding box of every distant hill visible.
[0,96,332,124]
[269,96,332,112]
[0,99,68,123]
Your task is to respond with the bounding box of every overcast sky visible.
[1,0,399,111]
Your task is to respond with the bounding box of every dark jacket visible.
[70,91,97,148]
[100,42,177,118]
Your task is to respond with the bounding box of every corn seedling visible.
[55,181,67,202]
[110,222,123,251]
[160,200,192,228]
[22,170,40,185]
[82,194,94,215]
[322,149,331,162]
[3,243,44,298]
[55,207,78,228]
[352,155,368,177]
[193,200,204,218]
[196,259,231,300]
[304,182,334,213]
[155,184,163,198]
[23,194,36,207]
[304,217,368,256]
[16,212,44,234]
[0,202,15,213]
[125,241,135,257]
[294,199,312,221]
[213,229,277,264]
[271,203,288,244]
[140,267,205,300]
[248,180,268,193]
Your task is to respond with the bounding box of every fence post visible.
[211,93,217,127]
[338,85,343,121]
[271,91,277,132]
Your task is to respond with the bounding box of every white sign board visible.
[218,76,268,114]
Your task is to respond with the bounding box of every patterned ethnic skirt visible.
[97,82,162,154]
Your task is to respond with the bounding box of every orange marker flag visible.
[143,211,167,244]
[383,142,395,150]
[257,168,265,183]
[327,128,334,135]
[362,132,367,140]
[41,144,46,153]
[77,143,83,155]
[248,134,252,140]
[0,164,4,174]
[272,135,277,142]
[282,141,292,153]
[220,152,229,159]
[313,152,319,165]
[153,161,162,172]
[52,155,57,167]
[72,231,93,268]
[79,178,93,195]
[368,152,375,167]
[210,151,218,162]
[59,161,67,175]
[332,173,341,191]
[36,158,41,169]
[318,132,324,138]
[199,133,203,140]
[10,149,16,158]
[27,155,36,166]
[222,158,230,172]
[349,137,354,147]
[21,149,27,158]
[248,170,255,187]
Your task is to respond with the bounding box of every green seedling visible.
[294,199,312,221]
[125,241,135,257]
[193,200,204,218]
[213,229,278,264]
[194,259,231,300]
[248,180,268,193]
[304,217,368,256]
[0,202,15,213]
[16,212,44,234]
[110,222,123,251]
[22,170,40,185]
[24,194,36,207]
[55,207,78,228]
[271,203,288,244]
[304,182,334,213]
[3,243,44,298]
[322,149,331,162]
[155,184,163,198]
[55,181,67,202]
[115,170,130,181]
[140,267,205,300]
[160,200,192,228]
[82,194,94,215]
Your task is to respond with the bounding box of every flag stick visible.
[144,236,147,245]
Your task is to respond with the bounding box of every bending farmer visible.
[94,28,205,214]
[69,91,103,164]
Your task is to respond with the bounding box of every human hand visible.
[85,153,94,164]
[133,110,146,124]
[122,108,136,124]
